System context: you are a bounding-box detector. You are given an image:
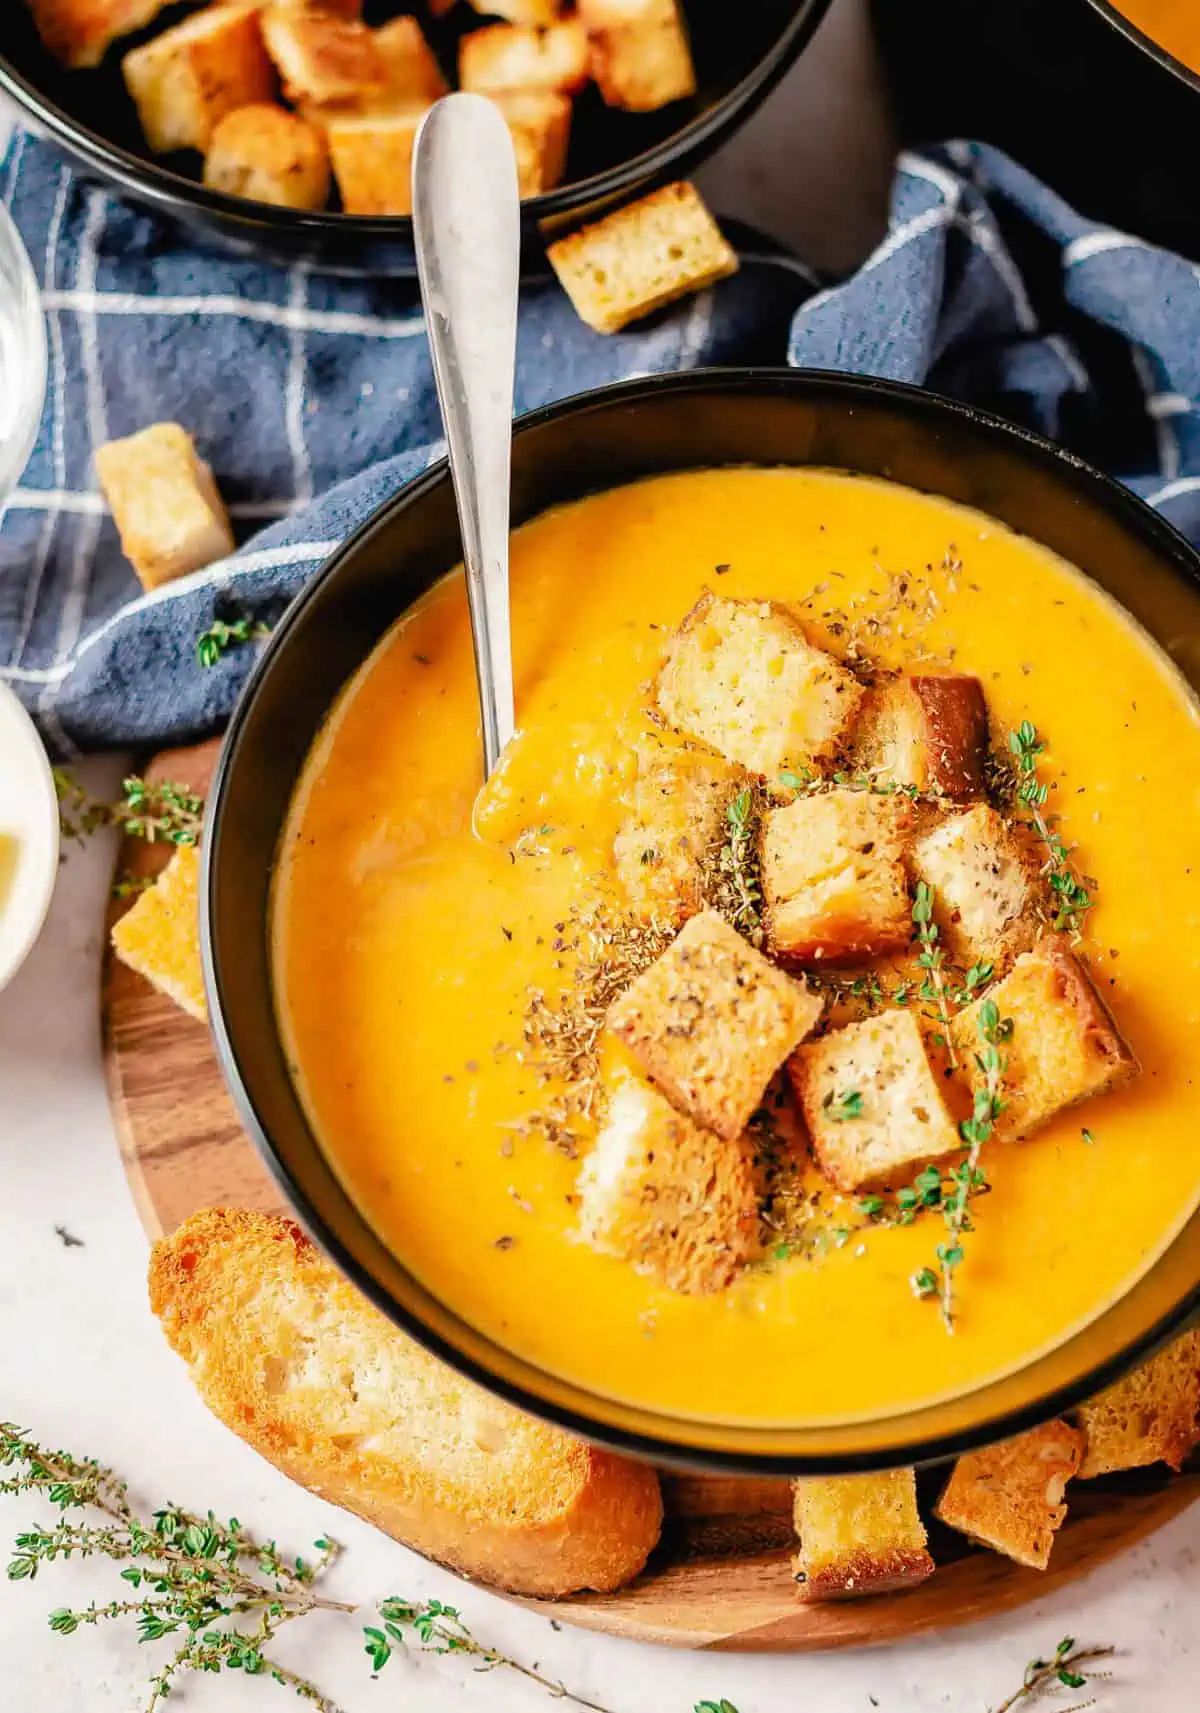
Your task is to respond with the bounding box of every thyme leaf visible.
[1007,722,1093,937]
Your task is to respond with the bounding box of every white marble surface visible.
[2,2,1199,1706]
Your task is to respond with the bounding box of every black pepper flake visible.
[714,562,731,575]
[413,652,432,665]
[494,1235,516,1251]
[501,925,513,941]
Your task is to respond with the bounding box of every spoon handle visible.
[412,94,520,778]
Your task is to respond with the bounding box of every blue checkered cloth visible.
[3,130,1199,756]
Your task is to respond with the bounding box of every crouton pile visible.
[579,588,1139,1304]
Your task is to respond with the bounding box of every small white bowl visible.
[0,678,59,993]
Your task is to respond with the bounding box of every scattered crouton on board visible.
[95,423,235,591]
[577,1073,760,1293]
[607,909,823,1140]
[30,0,170,69]
[204,104,331,212]
[761,788,915,965]
[111,843,207,1023]
[581,0,696,112]
[949,934,1138,1144]
[851,672,989,802]
[1078,1329,1200,1477]
[910,803,1044,974]
[793,1471,933,1600]
[123,3,275,156]
[260,3,387,106]
[789,1009,961,1194]
[935,1420,1085,1570]
[613,740,745,928]
[547,182,739,335]
[460,19,591,96]
[655,591,865,779]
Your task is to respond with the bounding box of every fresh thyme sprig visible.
[912,881,959,1068]
[54,772,204,849]
[713,786,764,946]
[989,1636,1114,1713]
[196,615,271,668]
[1007,722,1092,937]
[913,997,1011,1331]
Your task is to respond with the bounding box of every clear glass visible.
[0,200,46,500]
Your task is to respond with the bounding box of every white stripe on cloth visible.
[285,264,314,508]
[1063,231,1157,267]
[1044,334,1090,394]
[39,289,426,339]
[1145,474,1200,508]
[1132,348,1181,484]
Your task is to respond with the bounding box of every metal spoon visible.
[412,94,520,779]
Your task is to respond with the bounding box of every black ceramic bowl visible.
[0,0,831,272]
[204,368,1200,1475]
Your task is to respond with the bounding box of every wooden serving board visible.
[102,741,1200,1652]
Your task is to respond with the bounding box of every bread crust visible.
[150,1208,663,1598]
[1077,1330,1200,1477]
[852,672,988,801]
[459,19,590,96]
[934,1420,1085,1570]
[909,803,1044,973]
[792,1470,933,1601]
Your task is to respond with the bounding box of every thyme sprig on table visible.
[989,1636,1114,1713]
[196,615,272,668]
[911,881,959,1067]
[54,772,204,850]
[1007,722,1092,937]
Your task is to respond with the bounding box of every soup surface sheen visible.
[1117,0,1200,73]
[275,469,1200,1427]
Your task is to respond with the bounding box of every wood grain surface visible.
[102,740,1200,1652]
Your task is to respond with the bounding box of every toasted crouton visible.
[95,423,235,590]
[123,3,275,155]
[260,3,386,104]
[949,935,1138,1144]
[792,1471,933,1600]
[468,0,562,23]
[910,804,1044,973]
[654,592,865,782]
[607,909,822,1140]
[612,742,744,928]
[547,182,739,335]
[111,844,206,1022]
[325,107,428,215]
[204,104,330,210]
[1078,1331,1200,1478]
[488,91,572,196]
[151,1208,663,1596]
[935,1420,1085,1570]
[789,1011,961,1194]
[851,673,989,802]
[578,1075,759,1293]
[581,0,695,111]
[761,788,914,965]
[30,0,169,68]
[459,19,590,95]
[370,15,448,105]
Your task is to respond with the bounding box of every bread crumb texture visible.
[935,1419,1085,1570]
[111,844,207,1023]
[792,1469,933,1600]
[1078,1329,1200,1477]
[762,787,914,964]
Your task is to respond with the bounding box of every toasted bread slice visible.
[792,1471,933,1601]
[949,934,1138,1144]
[30,0,169,68]
[123,3,275,155]
[851,673,988,802]
[790,1010,961,1193]
[578,1073,759,1292]
[205,103,331,211]
[371,16,448,105]
[150,1208,663,1597]
[260,3,386,104]
[613,741,744,928]
[468,0,562,23]
[1078,1331,1200,1477]
[910,804,1043,974]
[325,107,428,215]
[460,19,589,95]
[95,422,234,590]
[654,592,865,780]
[488,91,572,197]
[935,1420,1085,1570]
[111,843,206,1022]
[608,909,822,1140]
[761,788,914,965]
[547,182,739,335]
[581,0,695,111]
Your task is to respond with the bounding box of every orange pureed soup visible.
[1117,0,1200,73]
[274,469,1200,1426]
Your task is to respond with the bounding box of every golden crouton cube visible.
[910,803,1044,973]
[789,1011,961,1194]
[123,3,275,155]
[577,1074,759,1293]
[326,108,429,216]
[260,3,386,104]
[761,788,914,965]
[607,909,822,1141]
[459,19,590,95]
[30,0,169,69]
[581,0,695,111]
[655,591,865,780]
[548,181,738,335]
[1078,1330,1200,1477]
[488,91,572,197]
[792,1471,933,1601]
[111,844,207,1023]
[371,16,448,106]
[95,423,235,591]
[949,934,1138,1144]
[204,103,331,211]
[468,0,562,24]
[935,1420,1085,1570]
[851,672,989,802]
[612,741,744,928]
